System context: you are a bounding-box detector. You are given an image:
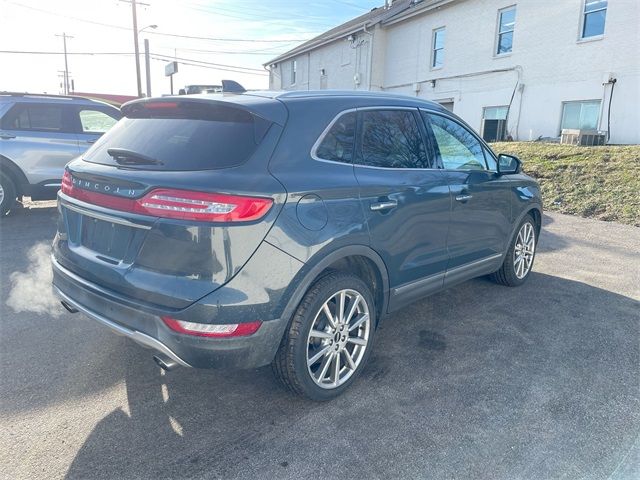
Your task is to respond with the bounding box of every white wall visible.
[271,32,373,91]
[270,0,640,144]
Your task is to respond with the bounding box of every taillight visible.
[136,189,272,222]
[61,170,73,194]
[60,172,272,223]
[162,317,262,338]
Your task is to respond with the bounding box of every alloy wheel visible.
[306,289,371,389]
[513,222,535,279]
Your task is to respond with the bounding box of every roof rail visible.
[0,91,79,100]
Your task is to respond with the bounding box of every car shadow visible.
[59,273,639,480]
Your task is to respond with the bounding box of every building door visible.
[482,106,509,142]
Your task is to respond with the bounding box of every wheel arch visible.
[0,155,28,196]
[510,204,542,247]
[279,245,390,331]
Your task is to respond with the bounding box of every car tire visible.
[0,172,17,217]
[491,214,537,287]
[272,271,376,401]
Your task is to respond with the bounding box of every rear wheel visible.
[491,214,537,286]
[0,172,17,217]
[272,272,376,401]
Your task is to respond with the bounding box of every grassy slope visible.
[491,142,640,226]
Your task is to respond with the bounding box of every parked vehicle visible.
[52,90,542,400]
[0,92,122,215]
[178,85,223,95]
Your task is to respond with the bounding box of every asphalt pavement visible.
[1,201,638,480]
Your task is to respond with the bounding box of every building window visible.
[291,60,297,85]
[432,28,445,68]
[482,106,509,142]
[582,0,607,38]
[560,100,601,131]
[496,6,516,54]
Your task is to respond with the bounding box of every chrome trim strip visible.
[43,183,62,188]
[393,272,445,296]
[61,200,152,230]
[446,253,503,276]
[54,286,192,368]
[310,106,442,171]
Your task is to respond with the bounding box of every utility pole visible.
[119,0,149,97]
[55,33,73,94]
[144,38,151,97]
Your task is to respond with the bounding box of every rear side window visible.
[358,109,431,169]
[83,103,266,171]
[314,111,356,163]
[78,108,120,134]
[1,104,69,132]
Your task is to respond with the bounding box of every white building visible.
[266,0,639,144]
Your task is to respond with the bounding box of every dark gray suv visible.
[52,90,542,400]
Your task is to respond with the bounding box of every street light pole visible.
[130,0,142,97]
[144,38,151,97]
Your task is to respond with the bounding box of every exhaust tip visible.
[60,300,79,314]
[153,354,178,371]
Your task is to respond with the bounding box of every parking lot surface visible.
[1,202,638,479]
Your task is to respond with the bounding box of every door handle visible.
[455,194,473,202]
[370,200,398,211]
[0,133,16,140]
[86,139,97,144]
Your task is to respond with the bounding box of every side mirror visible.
[497,153,521,174]
[178,89,186,95]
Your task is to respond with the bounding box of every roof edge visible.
[263,22,374,67]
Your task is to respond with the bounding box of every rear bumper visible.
[55,286,192,368]
[52,255,288,369]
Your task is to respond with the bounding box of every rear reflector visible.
[61,170,272,222]
[162,317,262,338]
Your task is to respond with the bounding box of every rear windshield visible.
[83,105,263,171]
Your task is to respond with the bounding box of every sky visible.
[0,0,381,96]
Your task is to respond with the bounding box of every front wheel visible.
[491,214,537,286]
[272,272,376,401]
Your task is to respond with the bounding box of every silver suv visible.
[0,92,121,216]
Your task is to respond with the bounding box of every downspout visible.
[363,23,374,91]
[308,52,311,91]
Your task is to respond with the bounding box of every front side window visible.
[1,104,66,132]
[582,0,607,38]
[78,109,119,134]
[359,110,431,169]
[432,28,445,68]
[291,60,297,85]
[314,111,356,163]
[423,112,486,170]
[560,100,601,130]
[497,6,516,54]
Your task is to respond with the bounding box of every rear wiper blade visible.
[107,148,163,166]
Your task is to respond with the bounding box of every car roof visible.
[132,90,448,125]
[0,92,118,109]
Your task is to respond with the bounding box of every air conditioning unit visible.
[560,129,606,146]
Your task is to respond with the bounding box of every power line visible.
[0,50,268,74]
[149,56,268,76]
[4,1,311,43]
[151,53,267,73]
